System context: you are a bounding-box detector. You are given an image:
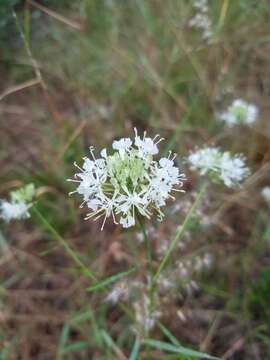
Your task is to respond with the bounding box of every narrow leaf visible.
[157,322,181,347]
[62,341,89,354]
[87,267,136,293]
[143,339,220,359]
[129,337,140,360]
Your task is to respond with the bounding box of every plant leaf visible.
[143,339,220,359]
[87,267,136,293]
[129,337,140,360]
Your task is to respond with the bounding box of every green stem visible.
[138,217,155,350]
[138,217,152,276]
[153,182,207,285]
[32,206,97,282]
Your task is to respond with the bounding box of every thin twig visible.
[27,0,83,31]
[0,78,41,101]
[221,338,245,359]
[12,9,65,129]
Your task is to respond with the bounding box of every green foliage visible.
[248,267,270,322]
[143,339,219,359]
[0,0,19,42]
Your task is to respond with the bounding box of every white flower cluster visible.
[105,281,129,304]
[0,184,35,222]
[69,128,186,230]
[105,278,161,332]
[188,147,250,187]
[157,252,213,297]
[104,249,213,330]
[0,201,30,222]
[189,0,213,41]
[262,187,270,202]
[134,294,161,332]
[219,99,258,126]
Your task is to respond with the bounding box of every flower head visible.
[69,129,186,229]
[0,201,31,222]
[189,0,213,41]
[188,147,220,175]
[105,282,129,304]
[219,99,258,126]
[0,184,35,222]
[188,146,249,187]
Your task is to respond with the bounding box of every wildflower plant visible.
[219,99,258,126]
[67,128,249,358]
[187,147,250,187]
[69,128,186,230]
[0,184,35,222]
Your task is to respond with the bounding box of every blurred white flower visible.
[105,282,128,304]
[219,99,258,126]
[0,184,35,222]
[69,129,186,230]
[188,147,249,187]
[134,294,161,332]
[0,201,31,222]
[193,0,208,12]
[193,253,213,272]
[157,274,174,292]
[262,187,270,202]
[219,152,250,187]
[189,0,213,41]
[185,280,199,295]
[188,147,220,175]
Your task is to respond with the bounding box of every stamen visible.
[155,137,164,145]
[79,200,86,208]
[112,210,118,224]
[74,162,84,172]
[143,131,146,140]
[101,214,107,231]
[89,146,96,161]
[67,179,80,183]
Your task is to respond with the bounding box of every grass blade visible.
[129,337,140,360]
[32,206,97,282]
[57,323,70,360]
[101,330,127,359]
[87,267,136,293]
[143,339,220,359]
[157,321,181,347]
[153,182,207,284]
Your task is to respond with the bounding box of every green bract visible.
[106,150,151,191]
